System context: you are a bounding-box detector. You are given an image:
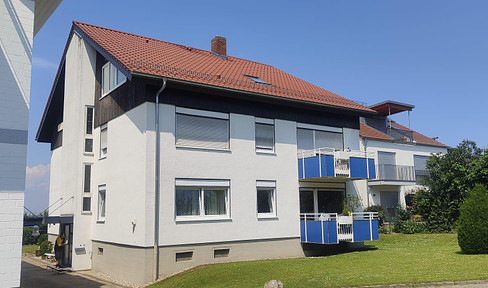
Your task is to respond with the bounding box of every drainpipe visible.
[154,78,167,282]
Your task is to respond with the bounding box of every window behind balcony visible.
[297,128,343,152]
[414,155,429,183]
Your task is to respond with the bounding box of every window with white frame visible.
[100,124,107,158]
[257,180,276,217]
[82,164,92,213]
[175,107,229,150]
[97,185,106,221]
[297,127,343,152]
[101,62,126,96]
[175,179,230,219]
[84,106,94,153]
[255,118,275,152]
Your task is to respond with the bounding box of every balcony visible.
[368,164,416,186]
[300,212,379,244]
[415,169,430,184]
[387,126,414,144]
[297,148,376,180]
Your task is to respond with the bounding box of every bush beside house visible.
[458,184,488,254]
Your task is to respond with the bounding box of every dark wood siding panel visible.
[154,86,359,130]
[93,49,359,129]
[51,130,62,151]
[94,53,158,127]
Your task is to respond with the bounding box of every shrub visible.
[394,206,411,233]
[458,184,488,254]
[364,205,386,227]
[37,234,48,246]
[22,228,37,245]
[400,220,426,234]
[342,195,362,215]
[39,240,53,256]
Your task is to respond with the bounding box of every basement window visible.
[175,251,193,262]
[213,248,230,258]
[244,75,270,85]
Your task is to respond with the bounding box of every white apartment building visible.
[36,22,445,285]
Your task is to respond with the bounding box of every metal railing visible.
[300,212,378,243]
[376,164,415,182]
[297,147,375,178]
[337,215,353,241]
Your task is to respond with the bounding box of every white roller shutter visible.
[176,113,229,149]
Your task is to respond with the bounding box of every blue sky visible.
[24,0,488,213]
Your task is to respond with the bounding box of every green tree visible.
[458,184,488,254]
[414,140,482,232]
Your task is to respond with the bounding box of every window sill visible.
[176,146,231,154]
[256,150,276,156]
[81,211,92,215]
[96,219,105,224]
[257,215,278,220]
[99,156,107,160]
[84,152,94,157]
[175,216,231,223]
[100,79,126,99]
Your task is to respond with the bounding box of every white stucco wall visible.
[91,103,150,247]
[47,33,97,270]
[157,105,301,246]
[0,1,34,286]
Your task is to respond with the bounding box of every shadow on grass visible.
[302,242,378,257]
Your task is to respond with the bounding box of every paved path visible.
[20,256,120,288]
[362,281,488,288]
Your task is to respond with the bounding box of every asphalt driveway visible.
[20,256,119,288]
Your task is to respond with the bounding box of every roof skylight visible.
[244,75,270,85]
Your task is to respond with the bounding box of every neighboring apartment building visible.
[0,1,61,286]
[36,22,385,284]
[356,101,448,216]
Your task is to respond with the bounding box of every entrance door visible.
[60,223,73,267]
[300,189,345,214]
[380,191,399,217]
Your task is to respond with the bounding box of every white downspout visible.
[154,78,167,282]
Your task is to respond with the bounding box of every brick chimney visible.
[211,35,227,58]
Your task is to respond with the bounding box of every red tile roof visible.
[359,124,392,141]
[390,121,447,147]
[360,122,447,147]
[73,21,374,113]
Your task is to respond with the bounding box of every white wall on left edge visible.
[0,0,34,287]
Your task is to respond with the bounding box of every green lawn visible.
[151,234,488,288]
[22,245,37,254]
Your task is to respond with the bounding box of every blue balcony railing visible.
[300,212,379,244]
[297,148,376,180]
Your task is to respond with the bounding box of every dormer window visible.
[244,75,270,85]
[101,62,126,96]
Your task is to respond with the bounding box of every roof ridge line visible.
[73,21,275,67]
